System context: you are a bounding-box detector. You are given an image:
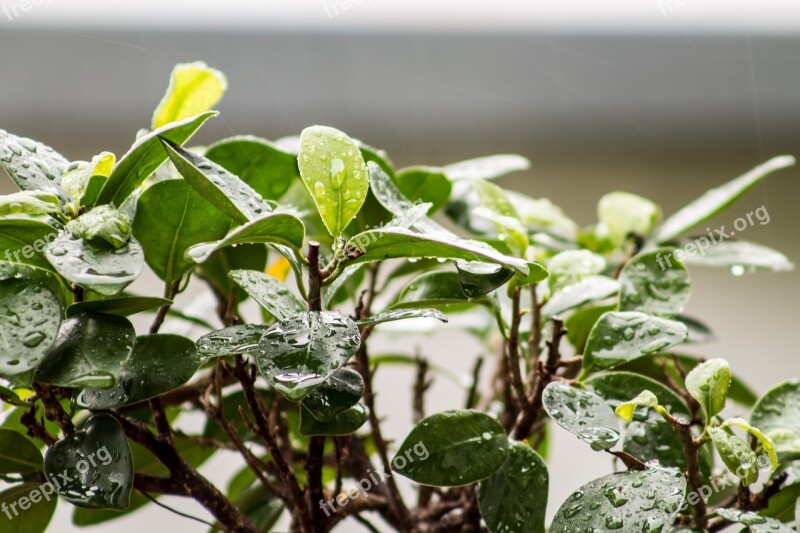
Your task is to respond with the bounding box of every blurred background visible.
[2,1,799,531]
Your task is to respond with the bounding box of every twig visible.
[413,356,431,423]
[527,283,541,392]
[506,287,529,413]
[32,385,75,436]
[464,356,483,409]
[149,279,181,334]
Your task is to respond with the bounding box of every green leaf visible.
[66,205,132,250]
[61,152,115,210]
[196,324,268,363]
[96,112,217,206]
[0,129,67,199]
[347,227,529,275]
[614,390,660,422]
[0,260,70,306]
[709,426,759,485]
[583,311,688,374]
[0,279,61,378]
[45,233,144,296]
[0,191,60,217]
[653,156,795,243]
[0,482,57,532]
[751,380,800,459]
[65,296,172,318]
[0,219,60,271]
[198,244,268,303]
[390,271,470,309]
[685,358,731,420]
[297,125,370,237]
[224,485,284,532]
[301,367,364,422]
[185,213,305,263]
[75,334,199,408]
[477,443,548,533]
[443,154,530,181]
[565,304,615,353]
[473,179,529,255]
[133,179,230,282]
[152,61,227,129]
[598,192,661,246]
[44,413,132,510]
[456,260,515,298]
[356,308,448,327]
[395,166,452,212]
[392,409,509,486]
[33,313,136,388]
[299,403,368,436]
[679,239,794,272]
[0,429,43,474]
[228,269,305,321]
[547,250,605,293]
[721,417,778,471]
[618,249,691,317]
[761,480,800,523]
[542,382,620,451]
[716,508,795,532]
[678,314,716,344]
[541,276,619,317]
[255,311,360,401]
[551,466,686,532]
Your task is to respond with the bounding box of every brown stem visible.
[413,356,431,423]
[32,385,74,436]
[307,241,323,311]
[464,356,484,409]
[527,283,541,392]
[506,287,529,413]
[149,279,181,334]
[672,416,707,530]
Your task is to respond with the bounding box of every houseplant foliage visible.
[0,61,798,532]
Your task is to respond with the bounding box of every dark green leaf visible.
[653,156,795,243]
[162,138,272,224]
[0,482,57,532]
[133,179,230,282]
[75,334,199,408]
[456,260,515,298]
[751,380,800,459]
[44,413,132,510]
[196,324,268,363]
[583,311,688,374]
[301,367,364,422]
[565,304,615,353]
[0,279,61,378]
[551,466,686,532]
[299,403,368,436]
[395,166,452,212]
[205,135,299,201]
[477,443,548,533]
[45,233,144,296]
[393,409,509,487]
[761,480,800,522]
[228,269,305,320]
[0,129,67,199]
[356,308,447,327]
[542,382,620,451]
[0,219,60,271]
[618,249,691,317]
[198,244,268,303]
[0,429,43,474]
[541,276,619,317]
[34,313,136,388]
[0,260,70,306]
[255,311,360,401]
[221,485,284,532]
[390,271,471,309]
[65,296,171,318]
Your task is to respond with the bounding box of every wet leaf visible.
[96,112,216,206]
[356,308,447,327]
[678,239,794,272]
[565,304,615,353]
[547,250,605,293]
[33,313,135,388]
[255,311,360,401]
[395,166,452,212]
[721,417,778,471]
[477,443,548,533]
[0,482,57,532]
[65,296,171,318]
[443,154,530,181]
[542,382,620,451]
[44,413,132,510]
[393,409,509,486]
[0,129,67,199]
[162,138,271,224]
[473,179,529,255]
[390,271,470,309]
[66,205,132,250]
[0,191,60,217]
[716,508,794,532]
[0,279,61,378]
[228,269,305,320]
[551,466,686,533]
[45,233,144,296]
[299,403,368,436]
[598,192,661,246]
[618,249,691,317]
[583,311,687,374]
[751,380,800,460]
[0,429,43,474]
[133,178,230,282]
[709,426,759,485]
[653,156,795,243]
[685,358,731,420]
[301,367,364,422]
[297,125,369,238]
[0,219,60,272]
[541,276,619,317]
[152,61,226,129]
[198,244,268,303]
[456,260,516,298]
[196,324,269,363]
[74,334,199,408]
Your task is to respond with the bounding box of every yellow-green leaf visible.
[152,62,227,129]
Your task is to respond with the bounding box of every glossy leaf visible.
[196,324,269,362]
[0,429,43,474]
[583,311,688,374]
[228,269,305,321]
[185,212,305,263]
[301,367,364,422]
[161,138,271,223]
[456,260,515,298]
[0,279,61,377]
[75,334,199,408]
[0,129,67,198]
[541,276,619,317]
[391,271,469,309]
[542,382,619,451]
[133,178,230,282]
[473,179,529,255]
[716,508,795,532]
[256,311,360,401]
[551,466,686,533]
[679,239,794,272]
[0,219,60,271]
[0,482,57,532]
[66,205,132,250]
[618,248,691,317]
[751,380,800,459]
[44,413,132,510]
[565,304,615,353]
[356,308,447,327]
[653,156,795,243]
[685,358,731,420]
[45,233,144,296]
[65,296,171,318]
[299,403,368,436]
[547,250,605,293]
[598,192,661,246]
[614,390,660,422]
[395,166,452,212]
[721,417,778,471]
[96,112,216,206]
[0,191,60,217]
[709,426,759,485]
[297,125,369,237]
[152,61,227,129]
[443,154,530,181]
[477,443,548,533]
[199,244,268,303]
[392,409,509,486]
